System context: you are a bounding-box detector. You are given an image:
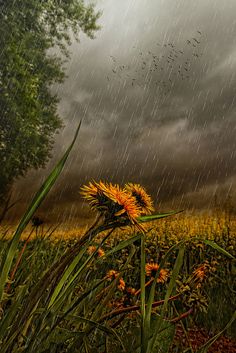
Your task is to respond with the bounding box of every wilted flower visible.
[145,262,169,283]
[125,183,154,215]
[192,262,211,285]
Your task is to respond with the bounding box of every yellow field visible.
[1,212,236,249]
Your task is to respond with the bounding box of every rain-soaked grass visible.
[0,128,235,352]
[0,212,235,353]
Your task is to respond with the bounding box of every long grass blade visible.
[148,245,185,353]
[140,233,147,353]
[0,285,27,339]
[101,233,142,259]
[0,122,81,302]
[145,242,184,340]
[203,239,235,259]
[138,210,183,223]
[48,246,87,309]
[162,245,185,314]
[49,228,114,310]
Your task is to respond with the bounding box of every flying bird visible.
[193,38,200,44]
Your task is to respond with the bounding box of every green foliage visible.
[0,128,235,351]
[147,245,185,353]
[0,123,81,302]
[0,0,100,198]
[0,222,235,352]
[203,239,235,260]
[150,320,176,353]
[138,211,183,223]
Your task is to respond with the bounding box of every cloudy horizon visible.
[10,0,236,223]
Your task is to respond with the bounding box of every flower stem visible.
[141,232,147,353]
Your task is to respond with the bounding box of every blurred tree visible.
[0,0,100,200]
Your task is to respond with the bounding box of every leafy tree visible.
[0,0,100,199]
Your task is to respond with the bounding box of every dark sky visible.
[12,0,236,222]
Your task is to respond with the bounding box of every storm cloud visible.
[12,0,236,222]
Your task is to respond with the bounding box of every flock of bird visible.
[107,31,203,95]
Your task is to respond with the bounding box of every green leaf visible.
[48,245,88,309]
[203,240,235,259]
[49,251,136,353]
[0,285,28,339]
[145,242,183,323]
[50,327,84,343]
[101,233,142,258]
[141,233,147,353]
[162,245,185,314]
[148,244,185,353]
[49,228,114,310]
[150,317,176,353]
[0,122,81,302]
[63,315,120,339]
[138,210,183,223]
[36,327,85,353]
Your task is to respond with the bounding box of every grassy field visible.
[0,211,235,353]
[0,136,235,353]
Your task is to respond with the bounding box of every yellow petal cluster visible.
[81,181,154,224]
[81,181,142,222]
[125,183,154,215]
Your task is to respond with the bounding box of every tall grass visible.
[0,124,235,353]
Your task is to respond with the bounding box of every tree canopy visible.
[0,0,100,199]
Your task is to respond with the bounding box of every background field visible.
[1,211,235,352]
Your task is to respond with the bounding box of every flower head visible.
[81,181,141,223]
[105,270,125,291]
[105,183,141,222]
[125,183,154,215]
[145,262,169,283]
[87,245,105,258]
[118,278,126,291]
[80,181,110,212]
[106,270,119,280]
[126,287,136,296]
[192,262,210,284]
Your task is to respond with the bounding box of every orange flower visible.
[105,270,125,291]
[87,246,105,257]
[81,181,141,223]
[105,183,141,222]
[106,270,119,280]
[118,278,126,291]
[145,262,169,283]
[80,181,110,211]
[157,268,169,284]
[126,287,136,295]
[98,248,105,257]
[192,262,209,283]
[125,183,154,215]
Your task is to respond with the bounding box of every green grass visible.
[0,229,235,353]
[0,123,235,353]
